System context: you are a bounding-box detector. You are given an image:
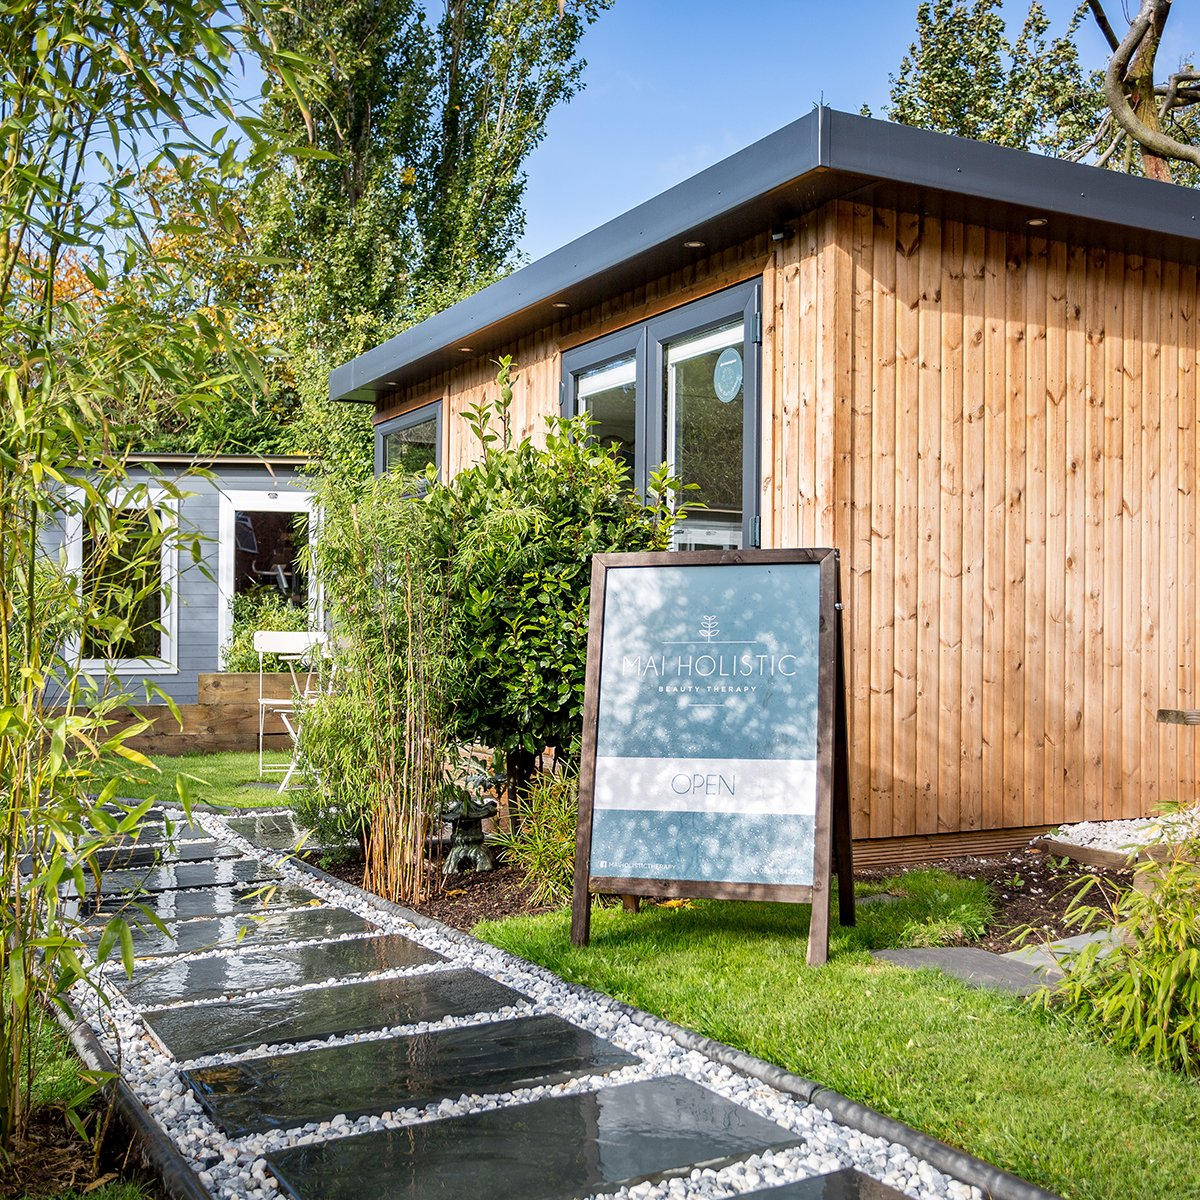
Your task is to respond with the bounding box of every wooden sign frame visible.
[570,547,853,965]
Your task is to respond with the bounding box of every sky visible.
[516,0,1200,263]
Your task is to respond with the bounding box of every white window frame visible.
[65,486,180,675]
[217,487,318,661]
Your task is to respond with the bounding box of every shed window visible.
[562,280,761,550]
[375,401,442,478]
[66,489,179,673]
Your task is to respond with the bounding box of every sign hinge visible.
[752,311,763,345]
[750,514,762,547]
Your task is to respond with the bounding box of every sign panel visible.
[590,561,820,888]
[572,548,852,964]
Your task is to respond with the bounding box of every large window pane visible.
[234,510,308,606]
[577,355,636,479]
[82,508,163,660]
[665,321,744,550]
[383,415,438,475]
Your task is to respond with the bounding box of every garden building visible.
[49,454,314,716]
[332,107,1200,863]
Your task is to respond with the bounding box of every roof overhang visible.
[332,107,1200,403]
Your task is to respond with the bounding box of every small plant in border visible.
[1037,802,1200,1076]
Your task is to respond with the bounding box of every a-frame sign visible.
[570,548,853,965]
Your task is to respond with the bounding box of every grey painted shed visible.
[51,454,314,705]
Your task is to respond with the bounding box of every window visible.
[562,280,761,550]
[217,489,316,657]
[66,488,179,672]
[375,401,443,477]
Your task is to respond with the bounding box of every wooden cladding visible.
[374,198,1200,841]
[773,201,1200,840]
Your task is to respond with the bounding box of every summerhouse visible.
[50,454,314,707]
[332,107,1200,862]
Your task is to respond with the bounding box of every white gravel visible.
[1045,804,1200,856]
[68,806,992,1200]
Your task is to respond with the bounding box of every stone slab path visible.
[66,806,1050,1200]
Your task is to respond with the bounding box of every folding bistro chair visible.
[254,629,328,790]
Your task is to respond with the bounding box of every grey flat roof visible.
[332,106,1200,403]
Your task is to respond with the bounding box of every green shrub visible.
[221,588,310,672]
[1043,811,1200,1075]
[424,358,691,793]
[490,767,579,907]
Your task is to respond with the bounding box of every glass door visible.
[665,320,748,550]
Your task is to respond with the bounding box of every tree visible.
[883,1,1100,155]
[0,0,310,1151]
[1088,0,1200,179]
[884,1,1200,183]
[251,0,613,472]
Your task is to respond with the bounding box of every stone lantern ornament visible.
[439,761,505,875]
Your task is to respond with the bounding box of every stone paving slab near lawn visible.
[91,840,245,870]
[142,967,525,1061]
[114,932,443,1010]
[263,1075,802,1200]
[224,813,318,852]
[183,1014,639,1137]
[80,857,282,896]
[743,1170,907,1198]
[89,883,323,921]
[84,905,377,961]
[872,947,1059,996]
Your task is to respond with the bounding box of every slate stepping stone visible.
[88,883,322,922]
[117,932,443,1010]
[111,819,212,843]
[91,840,243,870]
[143,968,524,1060]
[741,1168,909,1197]
[86,905,377,960]
[78,858,281,897]
[265,1075,801,1200]
[225,813,313,852]
[872,947,1056,996]
[184,1014,638,1137]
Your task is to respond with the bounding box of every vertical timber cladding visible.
[571,548,853,966]
[372,201,1200,841]
[784,199,1200,843]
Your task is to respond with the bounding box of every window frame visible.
[65,485,180,675]
[216,487,318,659]
[561,279,762,548]
[374,400,444,478]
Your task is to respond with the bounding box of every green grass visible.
[95,751,294,811]
[476,878,1200,1200]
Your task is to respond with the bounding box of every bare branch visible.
[1104,0,1200,169]
[1087,0,1121,53]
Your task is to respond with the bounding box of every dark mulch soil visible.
[318,844,1133,949]
[858,845,1133,953]
[314,859,551,931]
[0,1105,168,1200]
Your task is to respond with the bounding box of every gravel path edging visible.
[291,859,1062,1200]
[56,1006,211,1200]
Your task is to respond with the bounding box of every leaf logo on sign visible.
[698,615,719,641]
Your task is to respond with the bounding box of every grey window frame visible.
[561,279,762,548]
[374,400,443,478]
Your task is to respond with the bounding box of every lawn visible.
[477,883,1200,1200]
[94,751,294,811]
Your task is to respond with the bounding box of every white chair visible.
[254,629,328,789]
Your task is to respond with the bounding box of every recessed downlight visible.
[551,302,569,309]
[1026,217,1048,227]
[683,239,705,248]
[458,346,473,353]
